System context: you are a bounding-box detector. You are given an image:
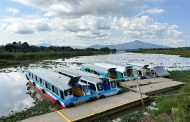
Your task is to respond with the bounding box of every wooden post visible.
[135,80,145,108]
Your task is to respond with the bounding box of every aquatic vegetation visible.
[0,51,111,69]
[0,101,54,122]
[130,49,190,57]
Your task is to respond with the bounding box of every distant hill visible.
[89,40,168,50]
[37,42,50,47]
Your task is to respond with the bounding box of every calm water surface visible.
[0,72,34,116]
[0,52,190,116]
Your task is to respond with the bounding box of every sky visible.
[0,0,189,47]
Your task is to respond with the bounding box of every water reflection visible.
[0,72,34,116]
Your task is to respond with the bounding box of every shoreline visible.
[0,51,112,69]
[128,49,190,58]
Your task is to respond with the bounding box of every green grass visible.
[92,111,143,122]
[0,101,54,122]
[130,49,190,57]
[96,70,190,122]
[149,70,190,122]
[169,70,190,83]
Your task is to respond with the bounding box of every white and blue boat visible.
[81,64,119,80]
[127,63,157,79]
[25,68,96,109]
[56,68,122,99]
[94,63,140,80]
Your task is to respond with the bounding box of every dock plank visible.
[61,92,148,121]
[130,80,184,95]
[21,92,148,122]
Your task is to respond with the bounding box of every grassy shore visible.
[0,101,55,122]
[94,70,190,122]
[0,50,110,69]
[130,49,190,57]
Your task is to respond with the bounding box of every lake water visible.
[0,52,190,116]
[0,72,34,116]
[63,52,190,71]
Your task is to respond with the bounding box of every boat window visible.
[29,73,31,77]
[102,78,110,85]
[138,71,142,76]
[35,76,38,82]
[151,70,155,75]
[81,80,87,84]
[60,90,64,100]
[124,69,133,76]
[146,70,151,76]
[94,71,98,75]
[52,85,55,92]
[83,86,90,95]
[42,80,45,86]
[109,70,117,79]
[88,82,96,91]
[39,78,42,84]
[97,83,104,91]
[110,81,117,88]
[32,74,34,79]
[54,87,59,96]
[86,68,90,72]
[64,89,72,96]
[133,70,138,76]
[45,82,51,90]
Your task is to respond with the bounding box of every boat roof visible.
[29,68,71,90]
[78,81,89,86]
[127,63,149,68]
[152,66,170,77]
[94,63,133,73]
[57,68,102,84]
[81,64,115,74]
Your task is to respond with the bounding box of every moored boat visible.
[56,67,122,99]
[25,68,96,109]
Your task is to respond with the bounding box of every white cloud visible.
[0,15,186,47]
[14,0,145,17]
[146,8,165,14]
[6,7,20,14]
[112,16,184,46]
[0,0,187,47]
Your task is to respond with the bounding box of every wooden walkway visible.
[21,92,148,122]
[120,78,184,95]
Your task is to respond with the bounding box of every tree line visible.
[0,42,116,53]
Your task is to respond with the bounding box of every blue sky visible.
[149,0,189,34]
[0,0,189,47]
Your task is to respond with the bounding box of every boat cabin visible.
[26,68,95,108]
[94,63,140,80]
[81,64,118,79]
[127,63,156,79]
[57,68,121,98]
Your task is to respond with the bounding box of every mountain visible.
[89,40,168,50]
[37,42,50,47]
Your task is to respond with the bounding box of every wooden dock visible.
[120,78,184,95]
[21,78,184,122]
[21,92,148,122]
